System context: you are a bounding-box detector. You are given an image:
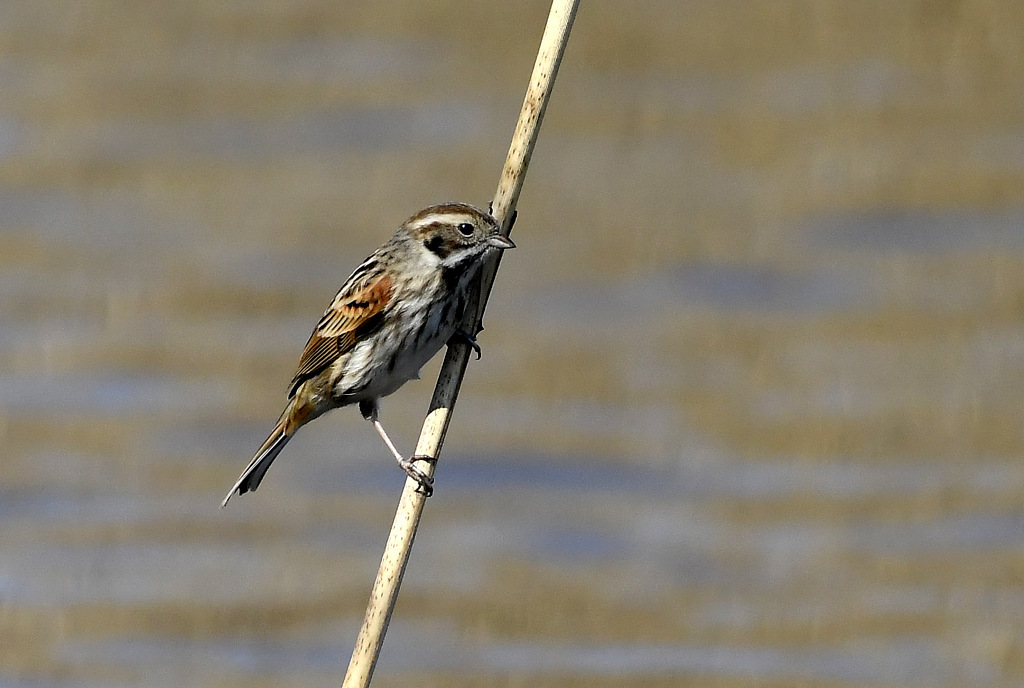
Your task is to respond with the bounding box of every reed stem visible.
[342,2,579,685]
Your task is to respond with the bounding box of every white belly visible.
[333,290,458,401]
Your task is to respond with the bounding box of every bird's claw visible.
[401,455,435,497]
[451,328,482,360]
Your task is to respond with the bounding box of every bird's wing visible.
[288,268,394,396]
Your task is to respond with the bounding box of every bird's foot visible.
[451,328,482,360]
[400,454,435,497]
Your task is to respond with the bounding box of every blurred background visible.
[2,1,1024,686]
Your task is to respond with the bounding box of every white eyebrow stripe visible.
[408,213,475,230]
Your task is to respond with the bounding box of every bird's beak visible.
[487,234,516,250]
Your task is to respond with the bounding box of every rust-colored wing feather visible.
[288,269,393,397]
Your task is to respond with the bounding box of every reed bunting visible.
[222,202,515,506]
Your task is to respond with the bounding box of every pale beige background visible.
[2,2,1023,686]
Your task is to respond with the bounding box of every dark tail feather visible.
[221,422,292,507]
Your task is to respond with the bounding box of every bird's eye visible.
[457,222,474,236]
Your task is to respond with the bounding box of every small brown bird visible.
[222,202,514,506]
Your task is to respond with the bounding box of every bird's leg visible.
[375,420,435,497]
[450,328,482,360]
[361,399,434,496]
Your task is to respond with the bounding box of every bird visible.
[221,202,515,507]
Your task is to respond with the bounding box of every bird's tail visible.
[221,421,292,507]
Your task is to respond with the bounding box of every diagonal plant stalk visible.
[341,2,580,686]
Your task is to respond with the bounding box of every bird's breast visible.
[331,276,461,401]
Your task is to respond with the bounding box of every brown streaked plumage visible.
[289,271,393,395]
[222,202,514,506]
